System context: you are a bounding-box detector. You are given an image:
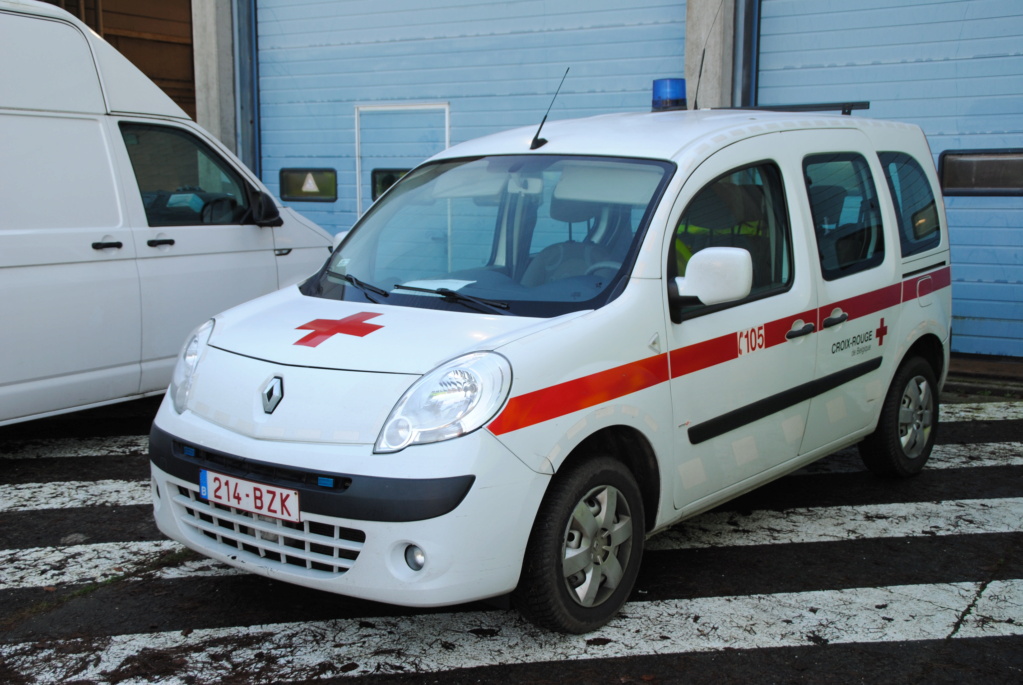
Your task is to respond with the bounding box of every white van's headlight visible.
[375,352,512,453]
[170,319,214,414]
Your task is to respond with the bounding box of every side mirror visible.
[669,247,752,323]
[250,190,284,227]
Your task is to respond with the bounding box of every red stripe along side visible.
[487,266,950,436]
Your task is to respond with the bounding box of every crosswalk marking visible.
[0,401,1017,461]
[646,497,1023,550]
[1,400,1019,684]
[941,401,1023,422]
[796,441,1023,474]
[4,442,1019,513]
[0,479,151,512]
[1,579,1020,683]
[0,435,149,459]
[0,540,180,591]
[3,496,1019,591]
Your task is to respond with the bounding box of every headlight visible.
[375,352,512,453]
[170,319,214,414]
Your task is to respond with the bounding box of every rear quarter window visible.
[878,152,942,257]
[804,153,885,280]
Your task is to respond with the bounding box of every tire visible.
[514,455,645,634]
[859,356,938,477]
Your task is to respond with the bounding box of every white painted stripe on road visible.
[0,480,151,512]
[1,579,1020,683]
[3,497,1018,591]
[797,441,1023,474]
[941,401,1023,422]
[12,441,1017,515]
[0,435,149,459]
[0,400,1016,461]
[646,497,1023,551]
[3,442,1019,514]
[0,540,180,591]
[150,556,242,580]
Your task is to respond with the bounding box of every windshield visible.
[303,155,674,317]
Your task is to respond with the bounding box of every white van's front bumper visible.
[149,399,550,607]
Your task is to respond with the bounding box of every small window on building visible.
[939,149,1023,196]
[804,153,885,280]
[372,169,409,200]
[280,169,337,202]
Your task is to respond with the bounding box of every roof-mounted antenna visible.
[530,67,570,150]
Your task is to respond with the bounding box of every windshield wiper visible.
[327,270,390,298]
[392,284,510,315]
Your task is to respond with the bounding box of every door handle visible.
[147,238,176,247]
[91,241,123,250]
[823,312,849,328]
[785,322,815,339]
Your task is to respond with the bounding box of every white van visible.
[0,0,331,426]
[149,88,952,633]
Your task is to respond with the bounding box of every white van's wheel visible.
[859,356,938,477]
[515,455,644,634]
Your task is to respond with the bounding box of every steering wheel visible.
[201,197,240,224]
[584,261,622,275]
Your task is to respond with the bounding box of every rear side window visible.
[804,153,885,280]
[673,162,793,302]
[120,123,250,227]
[878,152,941,257]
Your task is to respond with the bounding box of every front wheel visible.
[859,356,938,477]
[514,455,645,634]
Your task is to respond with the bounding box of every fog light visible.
[404,545,426,571]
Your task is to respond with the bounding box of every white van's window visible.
[119,123,250,227]
[303,155,674,317]
[804,153,885,280]
[672,162,793,303]
[878,152,942,257]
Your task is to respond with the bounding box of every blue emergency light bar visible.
[652,78,687,111]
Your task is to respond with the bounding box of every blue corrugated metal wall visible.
[757,0,1023,357]
[256,0,685,235]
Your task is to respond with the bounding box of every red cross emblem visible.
[294,312,384,347]
[876,317,888,346]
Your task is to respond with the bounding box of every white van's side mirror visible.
[669,247,753,322]
[251,190,284,227]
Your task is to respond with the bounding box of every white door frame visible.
[354,102,450,216]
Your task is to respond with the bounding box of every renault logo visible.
[262,376,284,414]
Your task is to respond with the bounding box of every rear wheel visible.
[514,455,644,633]
[859,356,938,477]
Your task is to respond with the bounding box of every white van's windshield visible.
[304,155,674,317]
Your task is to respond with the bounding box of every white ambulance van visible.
[149,83,951,633]
[0,0,331,426]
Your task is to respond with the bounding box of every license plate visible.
[199,470,301,522]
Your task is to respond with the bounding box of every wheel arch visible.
[555,425,660,533]
[903,333,946,383]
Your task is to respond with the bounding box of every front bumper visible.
[150,402,550,607]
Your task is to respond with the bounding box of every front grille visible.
[172,483,365,576]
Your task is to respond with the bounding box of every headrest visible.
[550,196,602,224]
[808,185,847,225]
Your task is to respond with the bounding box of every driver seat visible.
[521,197,615,286]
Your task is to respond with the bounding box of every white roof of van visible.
[0,0,188,119]
[433,109,913,163]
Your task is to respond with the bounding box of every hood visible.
[208,286,584,374]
